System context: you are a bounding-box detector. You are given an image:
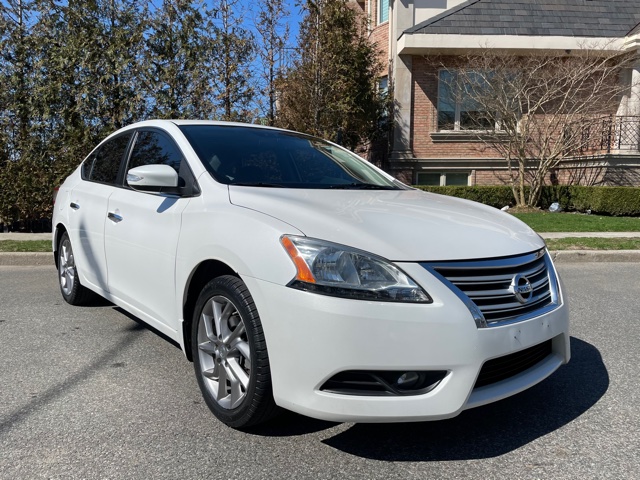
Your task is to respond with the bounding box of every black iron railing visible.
[580,115,640,154]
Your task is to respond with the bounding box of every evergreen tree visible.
[0,0,51,227]
[144,0,212,118]
[254,0,289,125]
[0,0,148,227]
[32,0,105,152]
[94,0,147,130]
[209,0,254,121]
[0,0,36,163]
[276,0,385,150]
[0,0,293,227]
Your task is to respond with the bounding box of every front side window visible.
[86,133,132,185]
[179,125,404,190]
[128,131,184,173]
[379,0,389,23]
[437,71,495,131]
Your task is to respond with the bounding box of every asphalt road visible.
[1,264,638,479]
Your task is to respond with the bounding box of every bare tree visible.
[436,46,638,207]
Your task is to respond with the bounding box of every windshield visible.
[178,125,404,190]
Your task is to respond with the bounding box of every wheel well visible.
[53,224,67,269]
[182,260,237,361]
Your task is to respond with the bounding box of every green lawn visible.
[2,214,640,253]
[2,237,638,252]
[545,237,640,250]
[0,240,51,252]
[512,212,640,232]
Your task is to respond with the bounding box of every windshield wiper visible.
[329,183,399,190]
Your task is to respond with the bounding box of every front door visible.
[104,130,192,334]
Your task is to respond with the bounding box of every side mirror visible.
[127,164,179,189]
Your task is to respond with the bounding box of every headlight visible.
[280,235,432,303]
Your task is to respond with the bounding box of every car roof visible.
[125,119,288,133]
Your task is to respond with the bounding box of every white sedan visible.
[52,120,570,428]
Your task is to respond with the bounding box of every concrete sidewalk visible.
[540,232,640,239]
[1,231,640,265]
[0,232,51,240]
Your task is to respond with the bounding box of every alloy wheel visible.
[197,295,251,409]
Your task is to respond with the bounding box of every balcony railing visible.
[580,115,640,154]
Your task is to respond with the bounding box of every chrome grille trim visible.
[421,249,560,328]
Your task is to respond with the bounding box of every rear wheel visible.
[192,275,278,428]
[57,232,93,305]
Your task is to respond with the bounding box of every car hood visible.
[228,187,544,261]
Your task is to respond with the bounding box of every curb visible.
[2,251,640,267]
[0,252,54,266]
[549,250,640,263]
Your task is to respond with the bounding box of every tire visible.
[192,275,278,428]
[57,232,94,306]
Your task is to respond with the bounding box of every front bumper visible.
[242,262,570,423]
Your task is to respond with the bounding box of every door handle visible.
[107,212,123,223]
[70,202,80,210]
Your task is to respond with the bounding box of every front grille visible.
[422,249,559,327]
[474,339,553,388]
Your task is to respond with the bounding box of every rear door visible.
[68,133,133,292]
[104,129,195,333]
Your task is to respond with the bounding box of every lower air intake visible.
[474,339,553,389]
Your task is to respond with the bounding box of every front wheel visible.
[192,275,278,428]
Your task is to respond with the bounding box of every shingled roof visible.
[405,0,640,38]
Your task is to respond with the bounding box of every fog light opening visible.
[396,372,420,388]
[320,370,448,396]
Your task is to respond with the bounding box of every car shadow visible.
[250,337,608,460]
[78,295,113,308]
[113,306,183,352]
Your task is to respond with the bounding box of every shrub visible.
[538,185,573,210]
[413,186,515,209]
[413,185,640,216]
[569,186,640,216]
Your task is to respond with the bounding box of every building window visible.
[416,172,470,186]
[437,71,495,131]
[377,76,388,94]
[379,0,389,24]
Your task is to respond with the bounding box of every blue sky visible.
[237,0,303,47]
[281,0,304,42]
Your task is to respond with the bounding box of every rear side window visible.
[128,131,183,173]
[86,133,132,184]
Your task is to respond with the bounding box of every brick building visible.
[351,0,640,186]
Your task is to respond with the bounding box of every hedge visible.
[568,186,640,216]
[413,185,640,216]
